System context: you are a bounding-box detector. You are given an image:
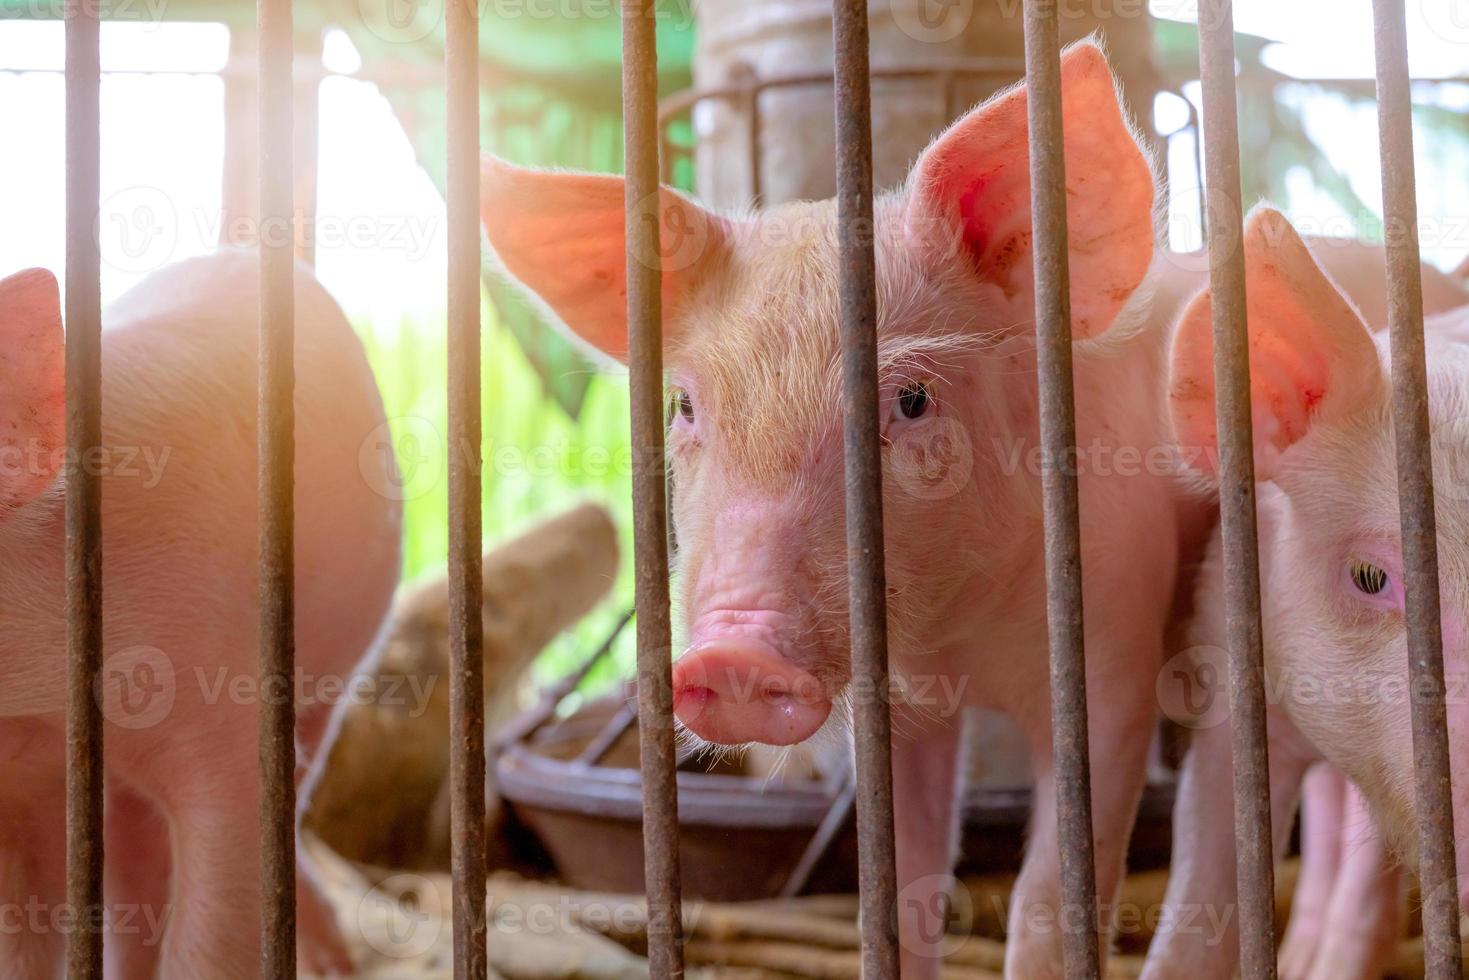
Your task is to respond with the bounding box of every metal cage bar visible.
[1196,3,1278,976]
[621,2,685,978]
[831,2,900,977]
[447,0,489,975]
[257,0,298,973]
[1019,3,1100,975]
[63,3,104,976]
[1371,2,1462,976]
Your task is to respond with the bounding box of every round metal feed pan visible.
[494,612,1176,902]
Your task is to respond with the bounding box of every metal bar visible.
[654,61,1026,126]
[780,778,857,899]
[257,0,296,974]
[1019,5,1100,977]
[831,2,899,977]
[446,0,488,975]
[63,4,103,976]
[621,2,685,978]
[1196,3,1277,976]
[1372,4,1462,976]
[746,82,763,207]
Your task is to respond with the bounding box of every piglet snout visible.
[671,639,830,746]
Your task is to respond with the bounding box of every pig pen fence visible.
[49,1,1456,979]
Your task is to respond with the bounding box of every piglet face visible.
[1269,377,1469,891]
[660,208,1003,745]
[1170,206,1469,888]
[481,41,1156,748]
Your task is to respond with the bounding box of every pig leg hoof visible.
[156,803,261,980]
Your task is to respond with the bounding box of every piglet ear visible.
[1169,207,1383,479]
[0,267,65,517]
[480,155,729,362]
[902,40,1154,339]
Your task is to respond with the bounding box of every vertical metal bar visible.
[746,84,762,206]
[447,0,488,974]
[1196,3,1277,977]
[1019,4,1099,977]
[832,2,899,977]
[1372,4,1462,977]
[257,0,296,975]
[622,2,684,977]
[63,4,103,977]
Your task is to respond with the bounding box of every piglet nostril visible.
[671,639,832,746]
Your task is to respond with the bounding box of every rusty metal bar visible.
[746,82,763,206]
[780,778,857,899]
[1021,4,1100,977]
[63,3,103,976]
[1372,3,1462,976]
[831,2,899,977]
[257,0,297,974]
[1197,3,1278,976]
[446,0,488,975]
[621,2,685,977]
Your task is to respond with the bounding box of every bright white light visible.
[1150,0,1469,78]
[1154,90,1191,135]
[322,28,362,76]
[0,23,225,302]
[0,20,228,74]
[313,75,448,328]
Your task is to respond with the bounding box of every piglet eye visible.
[668,387,694,425]
[896,381,932,420]
[1350,558,1389,596]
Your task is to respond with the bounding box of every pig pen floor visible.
[309,841,1458,979]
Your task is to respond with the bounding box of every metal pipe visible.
[621,2,684,977]
[446,0,489,974]
[257,0,297,973]
[63,3,103,976]
[1371,3,1462,976]
[1196,3,1277,976]
[1019,3,1099,976]
[831,2,899,977]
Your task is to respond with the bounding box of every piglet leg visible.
[103,785,171,980]
[146,729,262,980]
[1300,782,1401,980]
[1005,655,1155,980]
[891,707,967,980]
[1140,711,1311,980]
[0,777,67,980]
[1277,764,1346,980]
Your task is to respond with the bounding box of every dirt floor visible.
[310,841,1456,980]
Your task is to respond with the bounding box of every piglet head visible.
[1170,207,1469,894]
[480,41,1155,748]
[0,267,66,520]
